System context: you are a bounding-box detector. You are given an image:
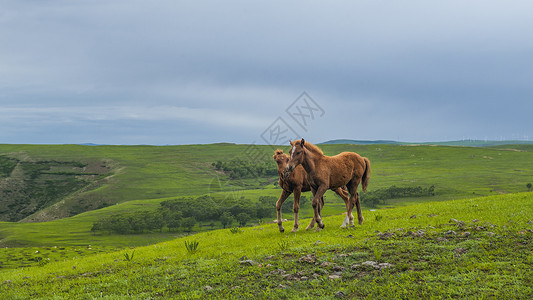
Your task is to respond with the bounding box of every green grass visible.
[0,245,120,269]
[2,143,533,207]
[0,197,190,248]
[1,192,532,298]
[2,143,533,297]
[2,143,533,248]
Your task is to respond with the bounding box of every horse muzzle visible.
[283,165,293,180]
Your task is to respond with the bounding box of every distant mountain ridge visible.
[320,139,533,147]
[319,139,403,145]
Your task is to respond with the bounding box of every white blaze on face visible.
[290,146,294,159]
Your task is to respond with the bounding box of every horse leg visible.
[345,181,358,227]
[276,189,291,233]
[354,184,364,225]
[334,187,351,228]
[306,187,318,230]
[307,195,326,229]
[306,217,316,230]
[312,185,328,231]
[319,196,325,219]
[291,188,302,232]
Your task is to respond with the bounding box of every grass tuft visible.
[184,240,199,254]
[230,227,243,234]
[123,250,135,262]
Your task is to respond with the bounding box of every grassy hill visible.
[0,143,272,222]
[1,192,532,298]
[321,139,533,147]
[320,139,402,145]
[1,143,533,248]
[1,143,533,298]
[0,155,113,222]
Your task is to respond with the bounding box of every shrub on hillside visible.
[361,185,435,207]
[91,194,276,234]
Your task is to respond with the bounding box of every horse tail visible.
[362,157,371,193]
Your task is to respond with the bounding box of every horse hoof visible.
[279,228,285,233]
[318,223,325,229]
[291,228,299,233]
[314,227,322,232]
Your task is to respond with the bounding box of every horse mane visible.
[303,141,324,156]
[274,149,284,155]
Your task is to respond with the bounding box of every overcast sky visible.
[1,1,532,145]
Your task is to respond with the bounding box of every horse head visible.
[272,149,289,168]
[285,138,306,178]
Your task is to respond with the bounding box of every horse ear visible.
[301,138,305,146]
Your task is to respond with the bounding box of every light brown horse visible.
[273,149,350,232]
[285,139,370,230]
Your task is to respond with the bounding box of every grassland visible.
[322,138,533,147]
[1,143,533,298]
[1,192,532,299]
[1,143,533,249]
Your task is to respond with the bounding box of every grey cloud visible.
[1,1,532,144]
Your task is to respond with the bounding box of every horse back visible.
[320,151,366,188]
[328,151,364,169]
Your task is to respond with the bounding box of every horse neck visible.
[276,161,287,176]
[301,149,318,174]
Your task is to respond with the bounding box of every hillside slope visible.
[0,154,114,222]
[1,192,532,298]
[1,143,533,223]
[0,144,269,222]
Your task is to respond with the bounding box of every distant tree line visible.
[361,185,435,207]
[91,211,166,234]
[91,185,437,233]
[91,195,281,234]
[212,158,278,179]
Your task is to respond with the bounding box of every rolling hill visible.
[1,143,533,224]
[320,139,533,147]
[1,143,533,249]
[1,143,533,298]
[1,192,532,298]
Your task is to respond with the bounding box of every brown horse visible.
[273,149,350,232]
[285,139,370,230]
